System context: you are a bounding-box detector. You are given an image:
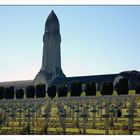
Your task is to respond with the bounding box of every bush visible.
[26,85,35,98]
[100,82,113,95]
[0,86,5,100]
[135,83,140,94]
[4,87,10,99]
[9,86,15,99]
[114,78,129,95]
[47,85,56,99]
[58,84,68,97]
[85,82,96,96]
[4,86,15,99]
[36,84,46,98]
[16,89,24,99]
[70,82,82,97]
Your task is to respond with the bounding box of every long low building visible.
[0,70,140,90]
[0,80,33,90]
[52,73,118,90]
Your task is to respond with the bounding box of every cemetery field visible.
[0,93,140,135]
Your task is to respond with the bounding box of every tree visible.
[4,86,15,99]
[135,83,140,94]
[47,85,56,99]
[85,82,96,96]
[57,84,68,97]
[114,78,129,95]
[9,86,15,99]
[16,89,24,99]
[0,86,5,100]
[26,85,35,98]
[36,84,46,98]
[70,82,82,97]
[4,87,10,99]
[100,82,113,95]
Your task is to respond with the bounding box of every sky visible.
[0,6,140,82]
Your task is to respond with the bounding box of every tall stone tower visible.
[33,11,66,86]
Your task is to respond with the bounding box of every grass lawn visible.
[0,90,139,135]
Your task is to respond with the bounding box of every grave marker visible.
[90,102,97,129]
[81,107,88,134]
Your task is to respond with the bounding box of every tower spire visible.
[45,10,59,32]
[33,11,66,86]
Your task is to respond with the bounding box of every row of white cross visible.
[55,95,139,134]
[0,94,139,134]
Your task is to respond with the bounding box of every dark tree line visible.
[85,82,96,96]
[16,89,24,99]
[26,85,35,98]
[99,77,130,96]
[0,86,15,99]
[0,86,4,99]
[100,82,114,96]
[0,78,139,100]
[47,85,56,99]
[25,84,46,98]
[57,85,68,97]
[114,77,129,95]
[70,82,82,97]
[135,83,140,94]
[0,83,46,100]
[36,84,46,98]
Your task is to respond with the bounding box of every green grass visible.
[0,90,139,135]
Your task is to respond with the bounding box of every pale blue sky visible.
[0,6,140,82]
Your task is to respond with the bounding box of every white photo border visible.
[0,0,140,5]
